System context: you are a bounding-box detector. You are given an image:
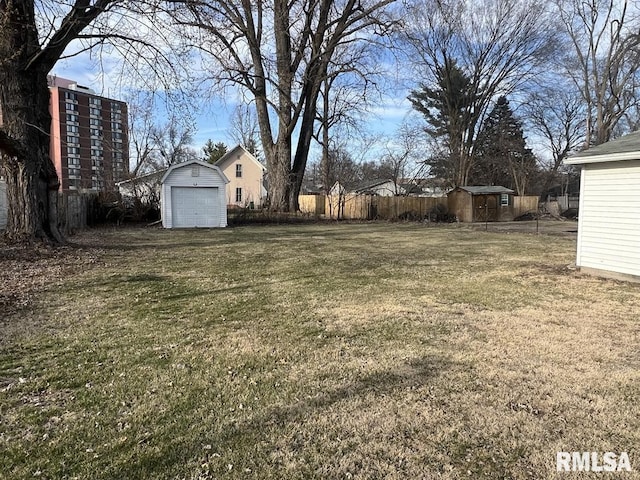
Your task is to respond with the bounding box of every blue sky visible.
[52,54,415,164]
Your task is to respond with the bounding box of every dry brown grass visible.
[1,222,639,479]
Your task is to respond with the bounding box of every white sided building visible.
[565,131,640,282]
[161,160,229,228]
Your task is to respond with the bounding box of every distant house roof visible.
[353,178,395,192]
[116,169,167,186]
[456,186,514,195]
[215,144,265,171]
[565,131,640,165]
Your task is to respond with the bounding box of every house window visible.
[191,166,200,177]
[236,164,242,178]
[236,187,242,203]
[500,193,510,206]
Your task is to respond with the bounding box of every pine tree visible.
[473,96,537,195]
[409,58,479,186]
[202,140,228,164]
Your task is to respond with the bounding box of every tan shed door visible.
[171,187,220,228]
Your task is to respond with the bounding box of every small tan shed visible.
[448,186,515,222]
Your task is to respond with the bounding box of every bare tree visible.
[177,0,397,211]
[555,0,640,146]
[228,104,261,158]
[0,1,187,242]
[150,116,198,168]
[402,0,557,187]
[378,122,428,195]
[523,86,586,194]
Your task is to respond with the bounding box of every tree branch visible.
[26,0,116,72]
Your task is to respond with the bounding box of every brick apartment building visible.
[48,76,129,192]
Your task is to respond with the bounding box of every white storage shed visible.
[565,131,640,282]
[161,160,229,228]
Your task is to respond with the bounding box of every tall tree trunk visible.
[0,2,63,244]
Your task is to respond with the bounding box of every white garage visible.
[565,131,640,282]
[161,160,229,228]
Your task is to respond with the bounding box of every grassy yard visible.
[1,222,639,479]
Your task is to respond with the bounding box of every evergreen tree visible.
[473,96,537,195]
[409,58,479,186]
[202,140,228,164]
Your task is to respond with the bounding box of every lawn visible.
[1,222,639,479]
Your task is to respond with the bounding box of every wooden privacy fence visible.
[0,188,96,234]
[300,194,449,220]
[0,180,7,230]
[57,192,98,234]
[300,194,540,221]
[512,195,539,217]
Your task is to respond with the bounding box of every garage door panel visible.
[171,187,219,227]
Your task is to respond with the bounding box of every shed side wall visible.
[577,160,640,277]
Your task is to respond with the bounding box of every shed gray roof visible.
[565,131,640,165]
[456,186,514,195]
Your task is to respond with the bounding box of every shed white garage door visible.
[171,187,220,228]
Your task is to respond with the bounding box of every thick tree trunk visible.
[0,2,63,244]
[267,142,293,212]
[0,71,63,244]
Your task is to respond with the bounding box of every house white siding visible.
[0,179,7,230]
[161,161,228,228]
[576,161,640,278]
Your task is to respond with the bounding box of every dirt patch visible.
[0,240,102,319]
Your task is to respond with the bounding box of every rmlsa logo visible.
[557,452,632,472]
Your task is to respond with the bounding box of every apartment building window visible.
[67,167,81,178]
[235,187,242,203]
[65,102,78,112]
[67,125,79,134]
[91,148,103,158]
[89,107,101,116]
[64,91,78,101]
[111,112,122,122]
[66,113,79,123]
[89,98,102,107]
[236,164,242,178]
[67,146,80,156]
[91,177,104,190]
[68,157,80,167]
[111,102,122,112]
[89,118,102,127]
[111,122,122,131]
[68,178,81,190]
[90,128,102,137]
[66,136,79,145]
[91,158,103,168]
[91,138,102,147]
[112,132,122,140]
